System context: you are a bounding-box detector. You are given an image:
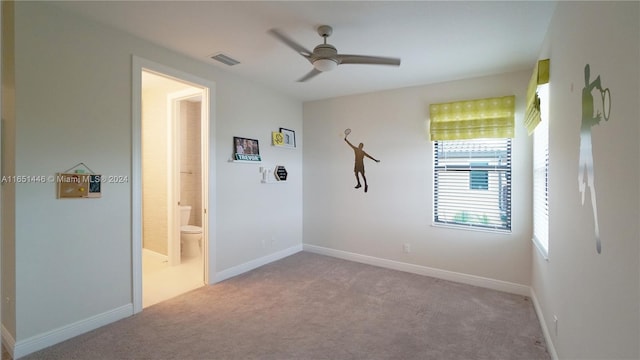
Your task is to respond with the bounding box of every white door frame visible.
[0,4,3,359]
[132,56,216,314]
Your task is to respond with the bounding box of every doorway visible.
[132,57,215,312]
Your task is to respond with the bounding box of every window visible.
[532,83,549,256]
[433,138,512,231]
[470,162,489,190]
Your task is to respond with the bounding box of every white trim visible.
[167,90,179,266]
[142,247,168,262]
[532,236,549,261]
[431,222,512,235]
[303,244,530,296]
[9,304,133,359]
[131,56,143,314]
[529,288,558,360]
[1,326,16,360]
[199,86,211,285]
[0,7,3,359]
[214,245,303,283]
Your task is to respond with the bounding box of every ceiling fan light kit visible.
[269,25,401,82]
[313,58,338,72]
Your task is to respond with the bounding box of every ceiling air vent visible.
[210,53,240,66]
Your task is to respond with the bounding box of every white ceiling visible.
[53,1,557,102]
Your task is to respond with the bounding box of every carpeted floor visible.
[23,252,549,359]
[2,344,10,360]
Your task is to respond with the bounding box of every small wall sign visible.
[57,173,102,198]
[275,166,288,181]
[233,136,261,161]
[279,128,296,148]
[272,131,285,146]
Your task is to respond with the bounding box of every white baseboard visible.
[214,244,303,283]
[10,304,133,359]
[303,244,531,296]
[529,288,558,360]
[142,248,168,262]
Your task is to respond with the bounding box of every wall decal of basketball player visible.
[579,64,611,254]
[344,129,380,193]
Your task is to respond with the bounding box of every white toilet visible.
[180,205,202,258]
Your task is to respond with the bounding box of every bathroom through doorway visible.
[138,67,211,309]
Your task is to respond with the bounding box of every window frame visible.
[532,83,550,259]
[432,138,512,233]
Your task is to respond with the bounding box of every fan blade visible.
[337,54,401,66]
[297,68,322,82]
[268,29,312,58]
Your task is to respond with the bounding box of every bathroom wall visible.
[142,85,169,255]
[142,74,199,256]
[180,100,202,227]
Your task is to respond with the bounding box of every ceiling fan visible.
[269,25,401,82]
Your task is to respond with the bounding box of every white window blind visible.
[433,138,512,231]
[532,84,549,255]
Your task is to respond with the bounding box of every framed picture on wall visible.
[279,128,296,148]
[233,136,261,161]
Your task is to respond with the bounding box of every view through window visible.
[433,138,512,231]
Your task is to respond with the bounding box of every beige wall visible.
[16,1,638,358]
[1,0,16,342]
[10,2,303,356]
[531,2,639,358]
[303,70,533,286]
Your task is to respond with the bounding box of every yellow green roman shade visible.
[525,59,550,134]
[429,95,515,141]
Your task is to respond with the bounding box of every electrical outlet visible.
[553,315,558,336]
[403,243,411,253]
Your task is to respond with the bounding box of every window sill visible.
[431,222,511,235]
[532,236,549,261]
[228,159,262,164]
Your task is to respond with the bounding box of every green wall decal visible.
[579,64,611,254]
[344,129,380,193]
